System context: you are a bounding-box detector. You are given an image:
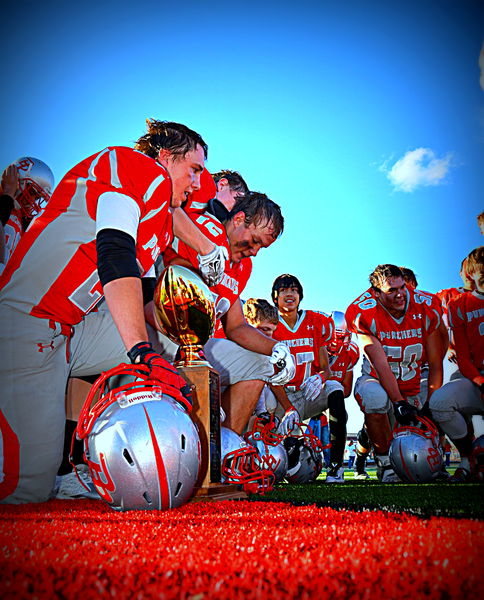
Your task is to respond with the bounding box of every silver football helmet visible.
[283,423,324,483]
[8,157,54,219]
[75,364,201,511]
[221,427,275,494]
[389,416,444,483]
[328,310,351,354]
[244,417,288,483]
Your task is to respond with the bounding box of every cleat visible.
[54,464,99,500]
[326,464,345,483]
[354,453,370,479]
[380,467,401,483]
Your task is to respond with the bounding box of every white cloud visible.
[380,147,454,193]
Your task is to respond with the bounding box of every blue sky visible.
[2,1,483,430]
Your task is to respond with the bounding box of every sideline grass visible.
[253,468,484,519]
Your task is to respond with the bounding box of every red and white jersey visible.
[0,208,24,273]
[272,310,334,390]
[182,169,216,214]
[448,290,484,378]
[328,341,360,383]
[436,286,468,327]
[345,287,440,396]
[0,147,174,326]
[163,211,252,336]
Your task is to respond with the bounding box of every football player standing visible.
[0,120,227,504]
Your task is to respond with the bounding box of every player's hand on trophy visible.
[127,341,192,411]
[278,407,300,436]
[197,245,228,286]
[269,342,296,384]
[300,373,323,402]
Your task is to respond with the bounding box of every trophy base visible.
[191,483,248,502]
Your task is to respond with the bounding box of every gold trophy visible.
[153,265,244,499]
[153,264,216,366]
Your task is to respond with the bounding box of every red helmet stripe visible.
[143,405,170,509]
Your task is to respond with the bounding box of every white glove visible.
[278,407,300,436]
[300,373,323,402]
[197,245,228,286]
[268,342,296,385]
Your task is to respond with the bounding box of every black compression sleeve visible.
[96,228,140,286]
[141,277,156,305]
[0,194,14,226]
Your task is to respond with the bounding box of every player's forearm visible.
[342,372,353,398]
[172,207,214,255]
[103,277,149,350]
[318,347,332,381]
[426,364,443,401]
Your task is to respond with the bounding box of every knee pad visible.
[355,378,390,414]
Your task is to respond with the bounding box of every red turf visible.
[1,499,483,599]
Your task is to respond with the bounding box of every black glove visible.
[127,342,192,411]
[393,401,418,426]
[479,383,484,394]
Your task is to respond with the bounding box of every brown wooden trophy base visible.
[178,363,247,502]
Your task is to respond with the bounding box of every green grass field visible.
[253,467,484,520]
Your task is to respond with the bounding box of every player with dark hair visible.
[156,191,294,436]
[269,274,346,479]
[182,168,248,222]
[400,266,448,398]
[430,246,484,481]
[346,264,443,482]
[0,120,227,504]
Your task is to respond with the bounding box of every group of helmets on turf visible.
[73,362,327,511]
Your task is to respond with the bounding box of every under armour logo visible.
[37,341,54,352]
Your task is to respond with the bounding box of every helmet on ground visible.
[75,363,200,511]
[389,416,444,483]
[328,310,351,354]
[244,417,288,483]
[470,434,484,482]
[221,426,275,494]
[9,157,54,219]
[283,422,324,483]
